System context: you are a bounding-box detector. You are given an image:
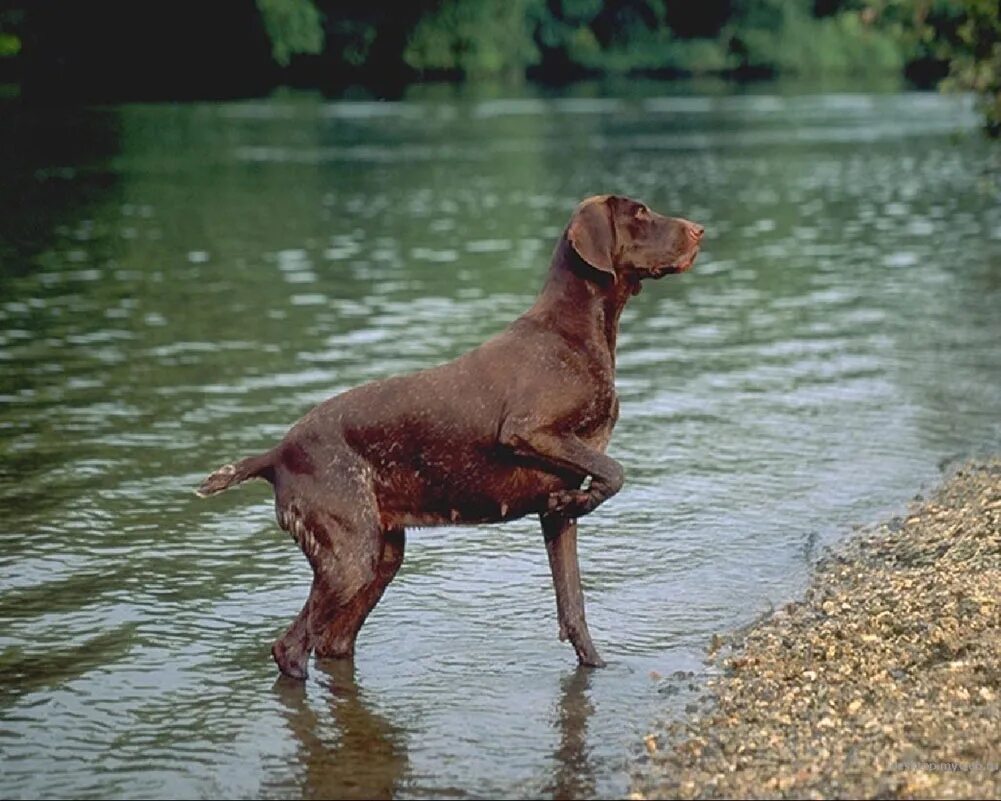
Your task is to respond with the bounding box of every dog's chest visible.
[575,384,619,444]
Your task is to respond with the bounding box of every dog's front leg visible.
[540,514,606,667]
[500,425,624,518]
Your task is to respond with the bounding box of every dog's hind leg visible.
[313,527,406,660]
[272,577,315,680]
[272,464,383,680]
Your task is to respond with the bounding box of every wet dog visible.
[197,194,703,679]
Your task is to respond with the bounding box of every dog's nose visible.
[691,224,705,241]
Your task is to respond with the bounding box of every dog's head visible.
[566,195,703,285]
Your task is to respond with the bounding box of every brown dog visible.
[197,194,703,679]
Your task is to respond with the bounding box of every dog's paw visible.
[272,639,309,681]
[546,489,593,517]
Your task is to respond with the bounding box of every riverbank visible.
[633,459,1001,800]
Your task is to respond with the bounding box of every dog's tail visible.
[195,451,275,498]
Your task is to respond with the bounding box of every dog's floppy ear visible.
[568,197,616,276]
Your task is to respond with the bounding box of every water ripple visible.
[1,87,999,800]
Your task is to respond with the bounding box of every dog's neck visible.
[529,236,637,366]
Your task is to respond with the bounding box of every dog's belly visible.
[375,458,573,528]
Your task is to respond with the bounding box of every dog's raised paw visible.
[546,489,591,516]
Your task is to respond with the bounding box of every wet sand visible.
[633,460,1001,800]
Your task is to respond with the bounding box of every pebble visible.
[632,459,1001,800]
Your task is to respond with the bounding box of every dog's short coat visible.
[198,194,703,679]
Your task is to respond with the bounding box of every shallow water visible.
[1,85,999,799]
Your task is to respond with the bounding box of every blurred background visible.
[0,0,998,134]
[1,3,999,800]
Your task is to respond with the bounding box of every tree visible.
[865,0,1001,136]
[256,0,325,66]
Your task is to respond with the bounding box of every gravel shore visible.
[632,460,1001,800]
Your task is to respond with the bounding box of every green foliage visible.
[523,0,907,77]
[0,7,23,58]
[0,33,20,58]
[732,0,906,76]
[559,0,605,25]
[865,0,1001,135]
[256,0,325,66]
[528,0,731,74]
[7,0,992,121]
[243,0,905,81]
[329,18,377,67]
[250,0,957,88]
[572,27,733,74]
[403,0,540,79]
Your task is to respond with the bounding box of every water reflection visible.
[545,669,596,801]
[273,660,409,800]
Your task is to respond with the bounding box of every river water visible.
[1,84,999,799]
